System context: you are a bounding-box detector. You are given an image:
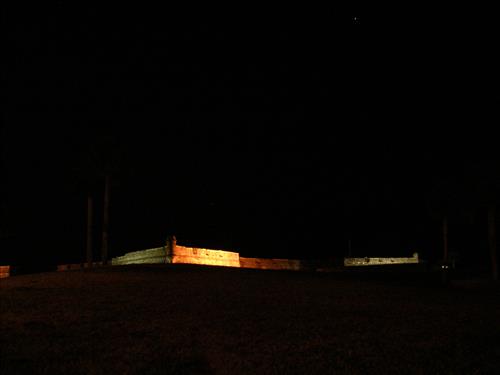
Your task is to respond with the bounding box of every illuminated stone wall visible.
[172,245,240,268]
[87,240,307,271]
[58,246,421,273]
[344,253,419,266]
[0,265,10,278]
[239,257,304,271]
[107,244,240,268]
[111,247,168,265]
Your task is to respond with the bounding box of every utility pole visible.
[443,216,448,263]
[488,205,498,281]
[101,175,110,265]
[442,216,449,284]
[86,195,93,267]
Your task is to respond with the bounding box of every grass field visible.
[1,265,499,374]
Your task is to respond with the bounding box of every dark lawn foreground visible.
[1,265,499,374]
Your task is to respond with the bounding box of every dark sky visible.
[2,5,499,263]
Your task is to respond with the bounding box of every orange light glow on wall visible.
[172,246,241,268]
[0,265,10,278]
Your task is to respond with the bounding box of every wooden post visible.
[102,175,110,265]
[488,205,498,281]
[86,195,93,267]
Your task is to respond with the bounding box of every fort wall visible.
[0,265,10,278]
[111,247,167,265]
[239,257,303,271]
[172,245,240,267]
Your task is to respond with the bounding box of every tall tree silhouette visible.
[75,129,126,265]
[425,169,465,283]
[464,159,500,280]
[426,155,500,281]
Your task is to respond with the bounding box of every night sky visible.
[2,5,499,266]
